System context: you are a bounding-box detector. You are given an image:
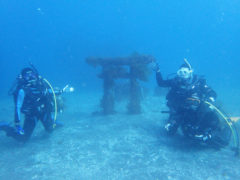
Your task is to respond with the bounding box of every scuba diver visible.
[152,59,231,148]
[0,66,74,142]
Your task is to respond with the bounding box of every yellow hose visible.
[43,78,57,128]
[187,98,238,149]
[204,100,238,148]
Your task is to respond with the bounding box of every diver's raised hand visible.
[150,61,160,72]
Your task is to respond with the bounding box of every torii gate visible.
[86,54,154,115]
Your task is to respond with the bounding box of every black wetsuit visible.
[7,78,56,142]
[156,71,219,141]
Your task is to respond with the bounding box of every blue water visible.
[0,0,240,179]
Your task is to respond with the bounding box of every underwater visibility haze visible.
[0,0,240,179]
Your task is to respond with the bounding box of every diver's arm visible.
[47,89,63,95]
[47,85,74,95]
[205,86,217,102]
[152,61,174,87]
[156,71,174,87]
[15,89,25,126]
[201,80,217,102]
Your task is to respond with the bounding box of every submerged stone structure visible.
[86,53,154,115]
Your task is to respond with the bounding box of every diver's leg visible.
[0,122,15,135]
[2,115,37,142]
[205,112,231,148]
[181,110,199,138]
[204,112,219,131]
[21,115,37,141]
[0,122,11,131]
[41,112,54,133]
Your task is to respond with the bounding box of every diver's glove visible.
[165,123,172,131]
[208,97,215,102]
[205,97,215,110]
[151,61,160,72]
[15,125,24,135]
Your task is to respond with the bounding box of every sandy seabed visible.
[0,92,240,180]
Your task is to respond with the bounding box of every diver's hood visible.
[177,58,193,79]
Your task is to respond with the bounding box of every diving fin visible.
[0,122,13,134]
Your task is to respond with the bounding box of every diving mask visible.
[177,67,192,79]
[23,70,38,82]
